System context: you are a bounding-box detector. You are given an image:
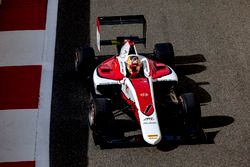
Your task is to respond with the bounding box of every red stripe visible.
[96,17,100,32]
[0,65,42,110]
[130,78,154,116]
[0,0,47,31]
[0,161,35,167]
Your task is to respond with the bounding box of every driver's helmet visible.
[126,55,141,77]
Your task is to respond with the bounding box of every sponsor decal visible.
[143,122,157,125]
[140,92,149,97]
[120,48,128,58]
[143,104,153,114]
[143,116,157,125]
[143,117,154,121]
[98,82,116,85]
[148,134,158,139]
[120,62,125,73]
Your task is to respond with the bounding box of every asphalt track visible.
[51,0,250,166]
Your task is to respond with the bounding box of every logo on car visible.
[140,93,148,97]
[143,117,154,121]
[148,134,158,139]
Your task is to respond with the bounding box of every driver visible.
[126,55,142,78]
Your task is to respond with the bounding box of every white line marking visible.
[35,0,59,167]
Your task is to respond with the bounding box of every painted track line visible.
[35,0,59,166]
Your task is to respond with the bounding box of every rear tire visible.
[154,43,175,69]
[74,47,95,77]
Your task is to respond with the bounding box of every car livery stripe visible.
[96,17,101,32]
[96,17,101,51]
[123,77,161,145]
[130,78,154,116]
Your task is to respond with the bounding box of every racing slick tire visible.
[180,93,204,140]
[74,47,95,77]
[88,95,113,145]
[154,43,175,69]
[88,96,113,130]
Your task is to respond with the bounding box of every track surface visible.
[51,0,250,166]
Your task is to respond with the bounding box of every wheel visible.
[180,93,203,139]
[74,47,95,76]
[154,43,175,69]
[88,94,113,130]
[88,95,113,146]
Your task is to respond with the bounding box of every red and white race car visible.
[74,15,205,147]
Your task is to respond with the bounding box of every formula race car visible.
[74,15,205,148]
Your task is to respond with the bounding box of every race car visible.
[74,15,205,147]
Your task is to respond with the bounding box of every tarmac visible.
[51,0,250,167]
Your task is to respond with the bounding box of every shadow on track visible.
[158,54,234,151]
[93,114,234,151]
[202,115,235,143]
[175,54,211,104]
[157,115,234,152]
[50,0,90,167]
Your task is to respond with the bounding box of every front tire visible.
[154,43,175,69]
[88,95,113,145]
[88,96,113,130]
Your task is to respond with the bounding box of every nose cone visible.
[139,111,162,145]
[143,133,162,145]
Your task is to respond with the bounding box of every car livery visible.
[74,15,206,148]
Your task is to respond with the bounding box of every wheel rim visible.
[88,101,95,128]
[179,96,187,113]
[74,51,79,71]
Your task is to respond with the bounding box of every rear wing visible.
[96,15,147,51]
